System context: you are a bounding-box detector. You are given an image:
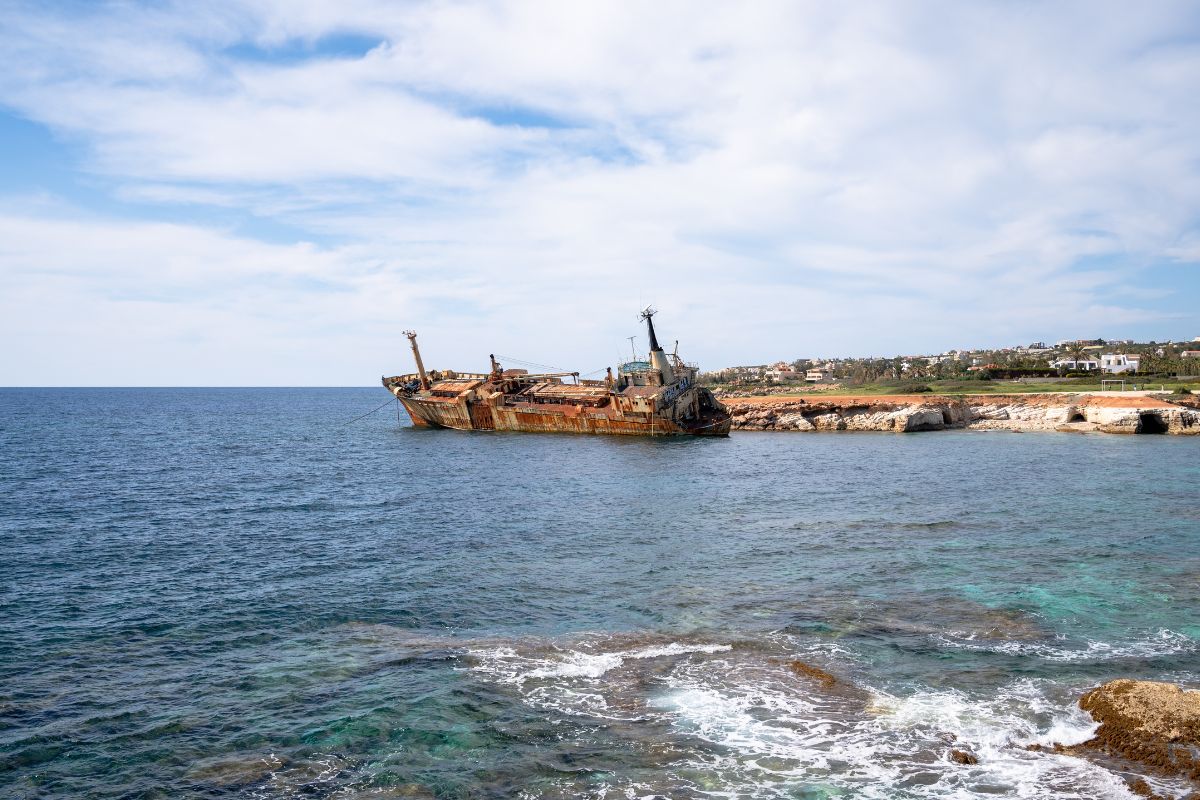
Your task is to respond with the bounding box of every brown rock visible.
[1126,777,1160,798]
[950,749,978,765]
[1079,679,1200,785]
[788,660,838,688]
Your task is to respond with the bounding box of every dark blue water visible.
[2,388,1198,799]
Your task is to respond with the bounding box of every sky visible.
[1,0,1199,386]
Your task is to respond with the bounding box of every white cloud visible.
[1,0,1198,383]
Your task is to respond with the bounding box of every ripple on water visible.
[2,389,1198,798]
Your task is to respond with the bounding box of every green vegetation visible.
[810,380,1111,396]
[711,376,1200,397]
[701,337,1200,395]
[818,377,1200,396]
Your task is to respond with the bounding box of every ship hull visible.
[396,394,730,436]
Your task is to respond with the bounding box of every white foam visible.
[935,627,1197,662]
[524,651,624,680]
[623,642,732,660]
[468,639,1150,798]
[469,641,732,685]
[653,670,1137,799]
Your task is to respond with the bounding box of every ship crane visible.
[403,330,430,390]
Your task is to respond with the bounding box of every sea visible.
[2,388,1198,799]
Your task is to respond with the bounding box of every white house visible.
[1051,358,1100,371]
[805,368,834,383]
[1099,354,1141,374]
[764,362,803,382]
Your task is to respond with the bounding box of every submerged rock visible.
[184,752,283,787]
[1079,679,1200,784]
[788,659,839,688]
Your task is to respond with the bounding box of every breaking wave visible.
[934,627,1197,662]
[464,634,1161,798]
[469,640,733,684]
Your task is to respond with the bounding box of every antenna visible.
[639,306,661,353]
[626,336,637,361]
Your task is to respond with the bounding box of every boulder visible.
[902,406,946,431]
[1085,407,1142,434]
[810,412,846,431]
[1079,679,1200,783]
[1166,408,1200,435]
[950,749,978,765]
[776,412,815,431]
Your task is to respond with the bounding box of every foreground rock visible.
[726,393,1200,435]
[1079,679,1200,793]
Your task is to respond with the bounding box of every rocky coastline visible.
[1048,679,1200,800]
[724,393,1200,435]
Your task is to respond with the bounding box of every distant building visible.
[1182,350,1200,359]
[1051,358,1100,371]
[764,362,802,382]
[805,368,833,383]
[1098,354,1141,374]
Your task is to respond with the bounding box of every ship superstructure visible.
[382,310,731,436]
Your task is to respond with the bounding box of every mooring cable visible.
[341,397,398,426]
[494,353,569,373]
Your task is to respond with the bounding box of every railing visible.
[439,371,491,380]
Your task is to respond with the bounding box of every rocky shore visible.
[1058,679,1200,799]
[725,393,1200,435]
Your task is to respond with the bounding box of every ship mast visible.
[404,330,430,390]
[640,307,675,384]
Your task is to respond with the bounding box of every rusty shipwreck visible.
[382,310,731,436]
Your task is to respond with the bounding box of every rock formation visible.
[725,394,1200,435]
[1079,679,1200,795]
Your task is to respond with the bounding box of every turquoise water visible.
[1,388,1198,798]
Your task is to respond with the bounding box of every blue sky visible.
[1,0,1198,385]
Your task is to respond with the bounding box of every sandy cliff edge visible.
[723,393,1200,435]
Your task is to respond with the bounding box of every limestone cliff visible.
[725,394,1200,435]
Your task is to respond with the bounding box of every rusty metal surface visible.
[523,383,611,399]
[618,386,661,398]
[428,379,483,394]
[390,389,730,437]
[383,361,731,438]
